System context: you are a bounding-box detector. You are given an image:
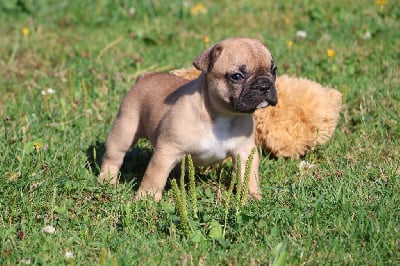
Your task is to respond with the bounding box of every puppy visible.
[98,38,277,201]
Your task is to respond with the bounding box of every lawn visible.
[0,0,399,265]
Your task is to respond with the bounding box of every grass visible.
[1,0,399,264]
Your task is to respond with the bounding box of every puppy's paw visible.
[97,172,118,185]
[135,187,162,202]
[250,192,263,201]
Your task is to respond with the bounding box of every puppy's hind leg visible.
[99,111,141,185]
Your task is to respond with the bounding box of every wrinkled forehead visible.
[215,39,273,73]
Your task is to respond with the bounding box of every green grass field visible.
[1,0,399,265]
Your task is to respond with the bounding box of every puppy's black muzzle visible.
[252,76,277,106]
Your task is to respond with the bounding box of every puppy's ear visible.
[193,44,223,72]
[271,59,277,78]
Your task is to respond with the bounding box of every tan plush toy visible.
[171,67,342,158]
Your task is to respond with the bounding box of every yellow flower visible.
[327,49,335,58]
[375,0,387,7]
[287,40,293,48]
[21,27,30,36]
[10,172,21,181]
[203,35,210,45]
[33,142,41,152]
[191,3,207,15]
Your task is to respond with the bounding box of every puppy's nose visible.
[253,77,273,92]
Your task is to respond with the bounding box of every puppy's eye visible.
[230,73,244,82]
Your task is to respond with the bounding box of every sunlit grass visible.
[0,0,399,264]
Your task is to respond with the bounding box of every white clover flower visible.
[42,225,56,234]
[296,30,307,39]
[41,88,56,96]
[362,31,371,40]
[46,88,56,94]
[129,7,136,16]
[20,258,31,265]
[65,250,74,259]
[298,160,315,174]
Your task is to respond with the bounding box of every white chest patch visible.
[195,117,247,165]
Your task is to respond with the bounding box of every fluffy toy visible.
[171,67,342,158]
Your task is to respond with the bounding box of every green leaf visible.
[190,230,206,243]
[208,220,223,239]
[272,242,287,266]
[216,238,230,248]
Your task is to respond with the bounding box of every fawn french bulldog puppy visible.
[99,38,277,201]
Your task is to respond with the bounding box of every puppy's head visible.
[193,37,277,114]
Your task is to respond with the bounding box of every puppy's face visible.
[193,38,277,113]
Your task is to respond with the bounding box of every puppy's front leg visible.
[248,150,262,200]
[234,148,262,200]
[136,146,181,202]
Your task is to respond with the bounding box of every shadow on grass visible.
[85,141,271,193]
[85,141,153,189]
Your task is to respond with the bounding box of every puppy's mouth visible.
[230,77,277,113]
[256,101,270,109]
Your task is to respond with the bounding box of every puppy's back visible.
[132,73,188,101]
[123,73,191,144]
